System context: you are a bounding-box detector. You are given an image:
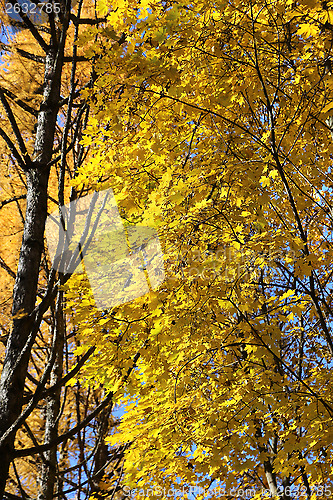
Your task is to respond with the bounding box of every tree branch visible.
[23,346,95,404]
[70,14,106,25]
[58,83,90,108]
[0,195,26,211]
[63,55,91,62]
[16,48,45,64]
[0,257,16,280]
[5,19,51,34]
[0,127,27,170]
[14,392,115,458]
[0,87,38,117]
[0,89,32,165]
[7,1,49,52]
[4,492,32,500]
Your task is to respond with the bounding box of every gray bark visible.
[0,5,126,497]
[90,396,114,498]
[255,426,278,497]
[37,292,64,500]
[0,9,69,495]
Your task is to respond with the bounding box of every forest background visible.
[0,0,333,499]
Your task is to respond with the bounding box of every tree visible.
[0,2,129,498]
[68,0,333,497]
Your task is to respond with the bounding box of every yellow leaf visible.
[322,102,333,114]
[297,24,320,38]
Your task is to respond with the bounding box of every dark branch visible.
[0,127,27,170]
[58,83,90,107]
[4,19,51,34]
[0,90,32,165]
[70,14,106,25]
[63,55,91,62]
[0,87,38,117]
[0,256,16,279]
[7,1,49,51]
[16,47,45,64]
[4,492,32,500]
[14,392,115,457]
[0,41,45,62]
[0,195,26,210]
[23,346,95,404]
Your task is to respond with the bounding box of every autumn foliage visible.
[0,2,126,498]
[71,0,333,498]
[1,0,333,498]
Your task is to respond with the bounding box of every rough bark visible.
[37,291,64,500]
[0,165,50,493]
[0,11,69,494]
[90,395,114,498]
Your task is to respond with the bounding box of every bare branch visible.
[16,48,45,64]
[23,346,96,404]
[70,14,106,25]
[0,87,38,117]
[7,1,49,51]
[0,195,26,210]
[15,392,115,458]
[0,127,27,170]
[0,89,32,165]
[0,257,16,280]
[63,55,91,62]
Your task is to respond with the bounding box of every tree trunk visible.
[90,393,113,498]
[37,291,64,500]
[0,22,68,495]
